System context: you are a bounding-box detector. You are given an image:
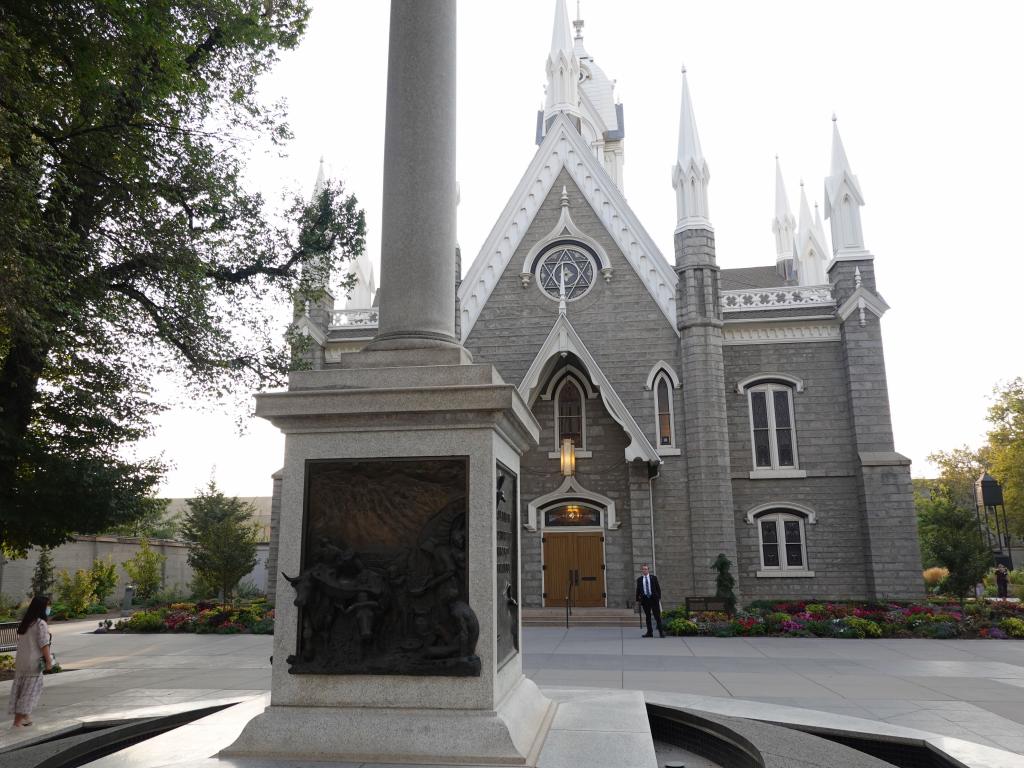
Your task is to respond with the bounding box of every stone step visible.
[523,608,645,628]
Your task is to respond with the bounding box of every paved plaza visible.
[5,619,1024,760]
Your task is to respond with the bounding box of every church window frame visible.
[553,375,588,453]
[644,362,682,457]
[534,240,599,302]
[747,506,815,578]
[737,374,807,479]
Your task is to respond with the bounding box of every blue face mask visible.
[45,607,51,617]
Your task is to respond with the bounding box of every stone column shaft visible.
[371,0,459,350]
[675,228,738,596]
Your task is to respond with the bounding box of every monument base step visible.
[222,676,553,765]
[523,608,644,628]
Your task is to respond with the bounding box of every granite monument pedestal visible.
[224,358,553,764]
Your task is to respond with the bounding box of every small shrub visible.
[148,585,191,606]
[123,610,165,632]
[235,579,264,601]
[1001,618,1024,639]
[666,618,699,636]
[89,557,119,604]
[843,617,882,638]
[122,539,165,600]
[55,569,97,616]
[922,566,949,588]
[31,548,55,598]
[0,653,15,671]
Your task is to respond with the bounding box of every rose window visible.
[537,246,596,301]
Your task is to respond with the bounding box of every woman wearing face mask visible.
[8,595,53,728]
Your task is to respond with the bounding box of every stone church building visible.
[283,1,922,609]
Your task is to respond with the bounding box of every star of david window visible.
[537,244,596,301]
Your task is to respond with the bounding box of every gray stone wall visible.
[675,228,738,597]
[520,388,634,608]
[831,259,923,599]
[724,338,869,600]
[466,168,683,606]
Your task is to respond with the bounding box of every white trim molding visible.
[723,323,840,345]
[540,363,599,401]
[744,502,818,525]
[721,285,834,312]
[735,373,805,394]
[644,361,682,391]
[518,313,662,465]
[521,187,611,276]
[837,286,890,327]
[756,570,816,578]
[458,113,678,342]
[526,475,619,532]
[748,468,807,480]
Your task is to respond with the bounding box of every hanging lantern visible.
[560,438,576,477]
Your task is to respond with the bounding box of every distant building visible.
[280,2,922,606]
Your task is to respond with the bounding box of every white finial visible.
[854,266,862,288]
[545,0,581,120]
[795,180,827,285]
[824,113,869,257]
[560,185,569,207]
[773,157,796,268]
[573,0,584,39]
[558,266,567,314]
[312,156,327,196]
[672,66,711,232]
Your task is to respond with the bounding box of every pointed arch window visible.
[554,376,586,450]
[653,373,675,449]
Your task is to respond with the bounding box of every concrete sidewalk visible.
[4,620,1024,758]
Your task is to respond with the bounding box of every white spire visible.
[813,201,829,255]
[795,181,827,285]
[672,66,711,232]
[772,157,796,273]
[312,155,326,196]
[545,0,580,121]
[824,115,870,259]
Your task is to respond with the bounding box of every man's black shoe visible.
[642,633,653,638]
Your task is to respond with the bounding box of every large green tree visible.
[180,479,259,603]
[916,489,993,604]
[987,378,1024,536]
[0,1,365,555]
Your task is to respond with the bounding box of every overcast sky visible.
[140,0,1024,498]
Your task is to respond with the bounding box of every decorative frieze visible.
[329,309,379,329]
[723,323,840,345]
[721,285,834,312]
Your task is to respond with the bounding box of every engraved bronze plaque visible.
[495,462,519,667]
[284,457,479,676]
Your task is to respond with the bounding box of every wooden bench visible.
[0,621,18,653]
[685,596,729,614]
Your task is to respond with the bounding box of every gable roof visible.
[459,113,678,342]
[517,312,661,465]
[720,266,787,291]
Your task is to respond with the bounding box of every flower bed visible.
[108,600,274,635]
[663,599,1024,639]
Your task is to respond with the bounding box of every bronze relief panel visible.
[284,457,479,676]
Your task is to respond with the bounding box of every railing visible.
[329,309,379,329]
[565,569,578,629]
[720,285,834,312]
[0,621,18,652]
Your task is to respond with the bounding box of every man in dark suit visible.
[635,563,664,637]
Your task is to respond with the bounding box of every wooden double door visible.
[543,531,605,607]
